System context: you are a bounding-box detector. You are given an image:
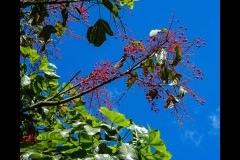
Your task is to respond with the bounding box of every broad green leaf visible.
[99,107,130,127]
[20,46,40,63]
[20,141,56,152]
[39,55,54,72]
[118,143,137,160]
[21,75,31,87]
[98,144,113,154]
[128,124,149,145]
[63,147,87,159]
[140,144,155,160]
[49,79,59,86]
[94,154,113,160]
[44,71,60,78]
[37,132,65,141]
[119,0,138,9]
[39,25,57,43]
[145,57,155,73]
[54,21,67,38]
[22,151,50,160]
[74,105,89,117]
[84,125,100,135]
[172,45,182,66]
[101,0,119,19]
[153,150,172,160]
[149,89,158,100]
[149,130,166,152]
[60,129,73,138]
[86,19,114,47]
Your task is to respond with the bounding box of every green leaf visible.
[94,154,113,160]
[20,141,57,152]
[118,143,137,160]
[20,46,40,63]
[126,72,138,87]
[86,19,114,47]
[74,105,89,117]
[54,21,67,38]
[98,144,113,154]
[20,63,27,75]
[36,131,66,141]
[44,71,60,79]
[149,89,158,100]
[39,25,57,43]
[161,28,168,33]
[160,66,169,84]
[99,107,130,127]
[84,125,100,135]
[145,57,155,73]
[153,150,172,160]
[29,5,49,25]
[39,55,54,72]
[119,0,138,9]
[101,0,119,19]
[149,130,167,152]
[61,8,68,27]
[172,45,182,66]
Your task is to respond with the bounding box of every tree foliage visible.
[20,0,205,159]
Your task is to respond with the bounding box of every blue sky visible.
[53,0,220,159]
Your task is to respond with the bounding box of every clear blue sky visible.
[54,0,220,159]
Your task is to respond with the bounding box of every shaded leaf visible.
[145,57,155,73]
[149,89,158,100]
[39,25,57,43]
[61,8,68,27]
[172,45,182,66]
[101,0,119,18]
[86,19,114,47]
[126,72,138,87]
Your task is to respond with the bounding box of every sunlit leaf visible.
[118,143,137,160]
[119,0,139,9]
[99,107,130,127]
[21,75,31,87]
[44,71,60,78]
[20,46,40,63]
[84,125,100,135]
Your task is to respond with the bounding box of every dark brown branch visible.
[20,1,88,8]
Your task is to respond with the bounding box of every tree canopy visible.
[20,0,205,159]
